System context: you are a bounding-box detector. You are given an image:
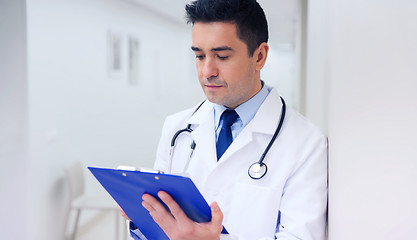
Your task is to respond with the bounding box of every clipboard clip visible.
[117,165,164,174]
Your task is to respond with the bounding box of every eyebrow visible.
[191,46,233,52]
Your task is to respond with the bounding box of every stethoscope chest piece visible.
[248,162,268,179]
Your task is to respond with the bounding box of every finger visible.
[158,191,191,224]
[117,205,131,221]
[141,195,157,213]
[209,202,224,233]
[142,194,171,218]
[142,193,176,231]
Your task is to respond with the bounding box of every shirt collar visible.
[213,81,270,128]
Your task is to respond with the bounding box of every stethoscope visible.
[169,97,286,180]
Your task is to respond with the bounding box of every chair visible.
[65,162,124,240]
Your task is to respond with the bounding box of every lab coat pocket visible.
[226,182,281,239]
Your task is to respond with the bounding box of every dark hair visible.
[185,0,268,56]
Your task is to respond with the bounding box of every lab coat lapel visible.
[217,89,283,163]
[186,101,218,169]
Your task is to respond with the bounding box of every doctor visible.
[125,0,327,239]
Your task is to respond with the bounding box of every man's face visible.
[191,22,262,109]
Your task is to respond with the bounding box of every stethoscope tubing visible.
[170,97,286,179]
[170,125,192,148]
[248,97,286,179]
[259,97,286,166]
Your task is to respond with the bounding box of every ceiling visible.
[127,0,301,45]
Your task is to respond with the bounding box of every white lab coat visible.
[154,88,328,240]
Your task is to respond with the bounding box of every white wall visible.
[306,0,417,239]
[25,0,203,239]
[0,0,29,239]
[305,0,329,133]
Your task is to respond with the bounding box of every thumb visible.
[210,201,224,231]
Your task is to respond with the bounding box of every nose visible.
[201,57,218,79]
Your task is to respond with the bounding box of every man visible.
[125,0,327,239]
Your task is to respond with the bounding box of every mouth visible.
[205,84,223,89]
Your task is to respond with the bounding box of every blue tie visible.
[216,109,239,160]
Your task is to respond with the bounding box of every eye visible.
[217,55,229,60]
[195,55,205,60]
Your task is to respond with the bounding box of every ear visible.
[254,42,269,71]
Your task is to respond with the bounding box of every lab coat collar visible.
[245,88,284,136]
[218,88,283,161]
[184,88,284,163]
[186,100,214,126]
[186,87,283,133]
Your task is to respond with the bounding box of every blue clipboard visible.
[88,167,227,240]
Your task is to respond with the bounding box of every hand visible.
[142,191,223,240]
[118,205,131,221]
